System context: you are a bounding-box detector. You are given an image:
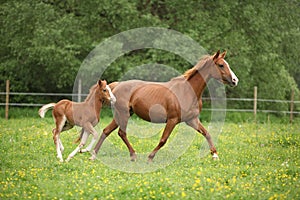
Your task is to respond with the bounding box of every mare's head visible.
[209,50,238,87]
[94,80,116,105]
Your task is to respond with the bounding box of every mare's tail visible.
[38,103,56,118]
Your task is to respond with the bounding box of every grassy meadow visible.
[0,109,299,199]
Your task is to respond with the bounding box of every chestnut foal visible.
[39,80,116,162]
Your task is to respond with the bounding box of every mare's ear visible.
[220,50,227,58]
[213,50,220,61]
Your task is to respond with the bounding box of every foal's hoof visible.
[80,149,88,153]
[212,153,219,161]
[65,157,71,162]
[57,156,64,162]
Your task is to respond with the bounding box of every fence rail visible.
[1,80,299,122]
[2,93,300,112]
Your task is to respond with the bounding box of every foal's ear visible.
[98,80,102,87]
[213,50,220,61]
[98,79,106,87]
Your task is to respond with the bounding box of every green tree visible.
[1,0,299,112]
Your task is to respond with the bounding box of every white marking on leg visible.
[55,115,67,162]
[66,145,82,162]
[79,131,89,153]
[84,138,97,152]
[59,139,64,153]
[56,139,64,162]
[212,153,219,160]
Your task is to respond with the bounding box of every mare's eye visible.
[103,89,107,92]
[218,64,224,68]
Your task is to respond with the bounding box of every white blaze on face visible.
[106,85,116,104]
[224,60,239,86]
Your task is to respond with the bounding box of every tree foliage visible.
[1,0,299,110]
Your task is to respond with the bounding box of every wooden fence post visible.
[78,79,82,102]
[254,86,257,121]
[290,89,294,123]
[5,80,10,120]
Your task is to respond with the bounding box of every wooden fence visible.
[1,80,300,122]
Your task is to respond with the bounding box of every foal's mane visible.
[84,83,98,102]
[183,55,212,80]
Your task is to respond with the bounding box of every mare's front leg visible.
[148,118,177,163]
[186,118,219,160]
[115,110,137,162]
[118,128,137,162]
[90,119,119,160]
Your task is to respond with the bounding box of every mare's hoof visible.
[89,151,97,161]
[130,153,137,162]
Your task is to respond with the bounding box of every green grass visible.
[0,115,299,199]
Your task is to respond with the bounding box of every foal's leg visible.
[52,115,67,162]
[186,118,218,160]
[83,123,99,151]
[148,119,177,163]
[90,119,119,160]
[58,139,64,153]
[66,130,89,162]
[58,123,73,153]
[81,127,99,153]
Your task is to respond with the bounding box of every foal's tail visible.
[38,103,56,118]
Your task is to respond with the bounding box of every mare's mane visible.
[183,55,212,80]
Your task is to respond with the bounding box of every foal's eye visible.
[103,89,107,92]
[218,64,224,68]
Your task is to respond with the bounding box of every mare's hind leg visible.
[148,118,177,163]
[186,118,218,160]
[90,119,119,160]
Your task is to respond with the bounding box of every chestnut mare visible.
[91,50,238,162]
[39,80,116,162]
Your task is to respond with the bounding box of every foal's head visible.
[95,80,116,105]
[210,50,239,87]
